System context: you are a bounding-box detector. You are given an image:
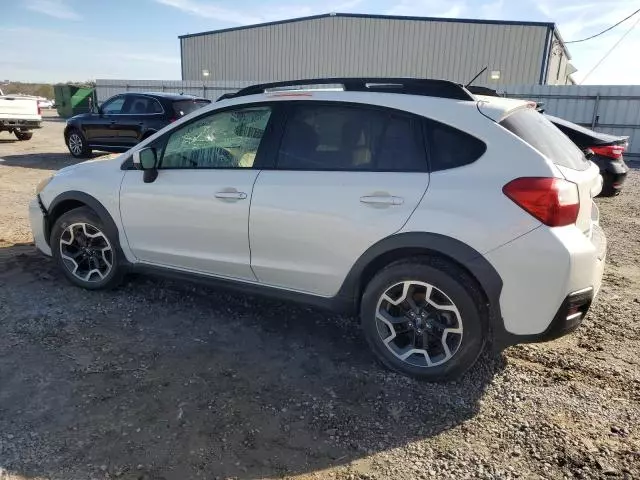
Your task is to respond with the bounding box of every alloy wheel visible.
[375,280,463,368]
[59,222,113,282]
[68,133,83,156]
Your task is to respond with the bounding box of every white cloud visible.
[155,0,364,25]
[385,0,466,18]
[24,0,81,21]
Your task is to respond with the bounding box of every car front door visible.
[119,104,275,280]
[249,102,431,296]
[83,95,126,145]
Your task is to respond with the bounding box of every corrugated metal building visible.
[179,13,574,87]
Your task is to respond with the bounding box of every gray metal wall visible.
[180,16,548,88]
[503,84,640,159]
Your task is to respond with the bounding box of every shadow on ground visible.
[0,245,506,480]
[0,151,111,170]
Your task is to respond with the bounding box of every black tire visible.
[15,130,33,141]
[51,207,124,290]
[66,129,92,158]
[360,257,486,381]
[598,172,619,197]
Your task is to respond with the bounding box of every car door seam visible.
[248,169,263,281]
[117,170,138,262]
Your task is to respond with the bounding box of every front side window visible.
[160,106,272,169]
[101,96,126,114]
[277,104,427,171]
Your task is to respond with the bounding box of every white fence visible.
[95,79,253,103]
[96,80,640,160]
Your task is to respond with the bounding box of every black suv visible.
[64,92,210,158]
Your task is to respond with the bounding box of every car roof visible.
[125,92,210,102]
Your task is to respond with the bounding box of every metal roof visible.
[178,12,556,39]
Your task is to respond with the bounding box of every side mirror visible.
[133,147,159,183]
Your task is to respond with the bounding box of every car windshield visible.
[500,108,590,171]
[173,99,210,117]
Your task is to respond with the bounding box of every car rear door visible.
[114,95,165,148]
[248,101,430,297]
[119,104,274,280]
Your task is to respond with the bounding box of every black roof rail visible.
[222,78,475,101]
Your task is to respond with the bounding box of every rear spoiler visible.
[467,86,546,113]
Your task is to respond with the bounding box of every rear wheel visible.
[15,130,33,141]
[598,172,619,197]
[51,207,123,290]
[360,258,486,381]
[66,129,92,158]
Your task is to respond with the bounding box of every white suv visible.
[29,79,606,380]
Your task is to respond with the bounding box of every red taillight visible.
[590,144,625,159]
[37,105,42,116]
[503,177,580,227]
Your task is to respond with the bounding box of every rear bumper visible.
[486,220,606,349]
[0,119,42,129]
[28,197,52,256]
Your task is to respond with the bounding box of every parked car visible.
[64,92,210,158]
[30,78,606,381]
[546,114,629,196]
[38,98,54,109]
[0,93,41,141]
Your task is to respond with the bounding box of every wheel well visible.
[63,125,77,140]
[45,199,88,245]
[356,247,490,312]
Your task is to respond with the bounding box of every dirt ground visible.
[0,117,638,480]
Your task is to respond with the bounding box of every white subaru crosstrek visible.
[29,79,606,380]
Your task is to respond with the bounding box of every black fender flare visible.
[335,232,503,336]
[45,191,129,265]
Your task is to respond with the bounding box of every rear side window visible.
[276,104,427,172]
[500,109,589,171]
[173,99,211,117]
[424,120,486,171]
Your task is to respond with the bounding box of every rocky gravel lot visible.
[0,118,638,480]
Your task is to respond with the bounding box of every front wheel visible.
[66,129,92,158]
[15,130,33,141]
[360,259,486,381]
[51,207,123,290]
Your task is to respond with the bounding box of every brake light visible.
[590,144,625,159]
[503,177,580,227]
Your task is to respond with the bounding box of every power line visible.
[580,14,640,83]
[565,7,640,44]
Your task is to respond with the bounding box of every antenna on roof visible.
[465,66,488,88]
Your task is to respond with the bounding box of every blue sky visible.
[1,0,638,85]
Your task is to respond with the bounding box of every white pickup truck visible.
[0,89,42,141]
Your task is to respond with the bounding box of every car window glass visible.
[425,120,487,171]
[149,99,164,114]
[277,104,426,171]
[160,106,272,169]
[501,109,589,171]
[101,96,126,114]
[128,96,150,115]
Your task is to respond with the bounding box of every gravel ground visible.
[0,118,638,480]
